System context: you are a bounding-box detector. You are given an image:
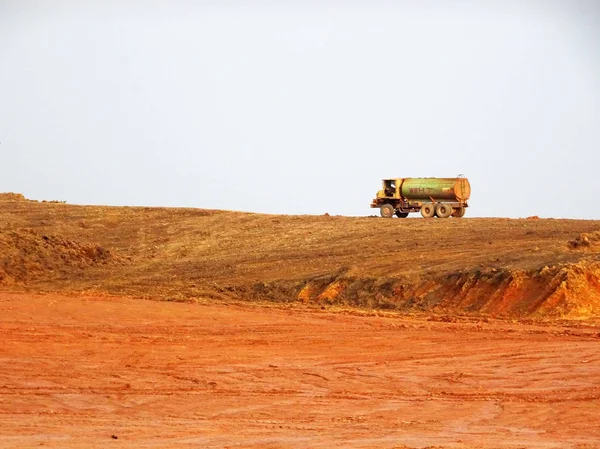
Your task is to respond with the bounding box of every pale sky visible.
[1,1,599,218]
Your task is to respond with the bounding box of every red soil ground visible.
[1,292,599,448]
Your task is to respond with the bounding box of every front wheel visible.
[380,204,395,218]
[420,204,435,219]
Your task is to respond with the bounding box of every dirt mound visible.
[235,261,600,320]
[0,192,29,202]
[0,229,121,285]
[568,231,600,250]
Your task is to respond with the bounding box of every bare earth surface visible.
[1,194,600,320]
[1,194,600,447]
[1,292,599,449]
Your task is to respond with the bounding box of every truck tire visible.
[420,204,435,219]
[380,204,395,218]
[395,211,409,218]
[435,203,453,219]
[452,206,466,218]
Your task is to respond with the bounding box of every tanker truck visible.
[370,177,471,218]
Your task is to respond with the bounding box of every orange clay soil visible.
[2,194,600,447]
[1,292,599,449]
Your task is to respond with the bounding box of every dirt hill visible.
[1,193,599,320]
[0,228,119,285]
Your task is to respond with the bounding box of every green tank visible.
[400,178,471,202]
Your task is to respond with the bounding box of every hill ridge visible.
[1,192,599,320]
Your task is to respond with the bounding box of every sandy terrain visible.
[1,292,599,449]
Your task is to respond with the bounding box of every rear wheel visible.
[395,211,409,218]
[452,206,466,218]
[435,202,453,219]
[380,204,395,218]
[420,204,435,219]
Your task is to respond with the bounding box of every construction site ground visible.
[1,194,600,447]
[2,292,600,449]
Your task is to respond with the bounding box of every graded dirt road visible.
[1,292,599,448]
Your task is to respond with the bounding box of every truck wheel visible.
[395,211,409,218]
[420,204,435,219]
[452,206,466,218]
[380,204,395,218]
[435,203,453,219]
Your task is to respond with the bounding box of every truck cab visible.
[380,179,398,198]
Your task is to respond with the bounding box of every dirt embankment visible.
[0,229,122,286]
[240,260,600,320]
[1,193,599,320]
